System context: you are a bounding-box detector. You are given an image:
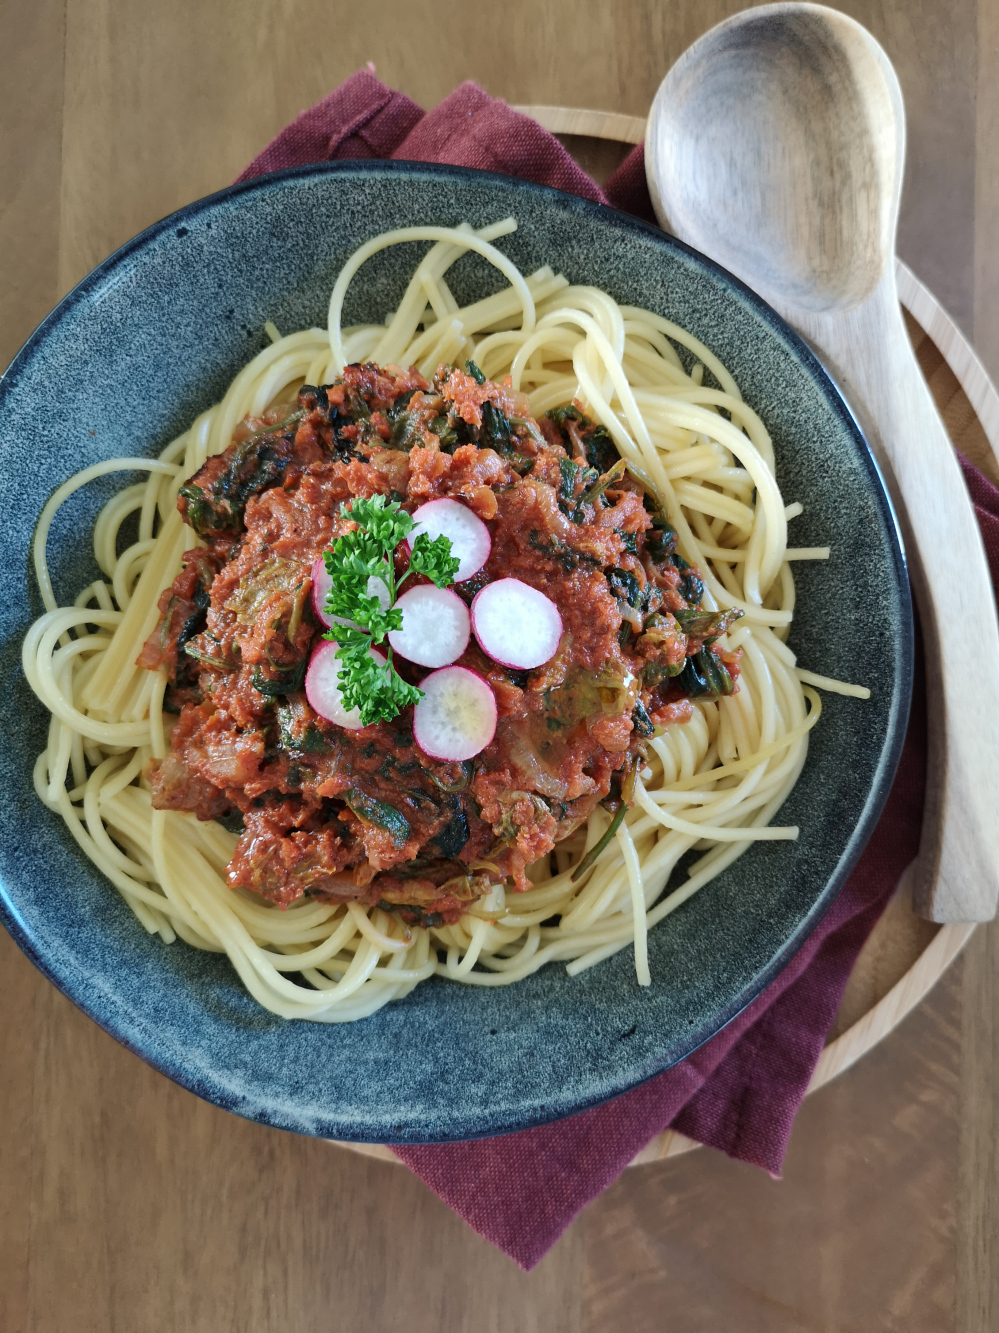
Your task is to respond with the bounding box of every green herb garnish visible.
[322,495,460,726]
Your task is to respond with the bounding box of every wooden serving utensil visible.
[644,2,999,922]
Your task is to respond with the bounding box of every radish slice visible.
[413,667,497,761]
[311,557,389,629]
[407,498,491,583]
[471,578,563,669]
[387,585,470,668]
[305,639,385,730]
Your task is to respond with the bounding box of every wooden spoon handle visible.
[793,270,999,921]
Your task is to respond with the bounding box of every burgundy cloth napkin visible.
[240,72,999,1269]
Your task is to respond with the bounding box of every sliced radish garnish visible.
[471,578,563,670]
[413,667,497,761]
[311,557,389,629]
[407,498,491,583]
[305,639,385,730]
[387,585,470,668]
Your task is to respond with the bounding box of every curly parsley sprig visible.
[322,495,460,726]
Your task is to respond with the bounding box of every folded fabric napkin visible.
[240,72,999,1269]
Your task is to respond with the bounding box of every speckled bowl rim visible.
[0,160,912,1142]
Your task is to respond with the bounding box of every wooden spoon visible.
[645,2,999,922]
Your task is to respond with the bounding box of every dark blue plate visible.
[0,162,911,1142]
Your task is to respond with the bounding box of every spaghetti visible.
[23,219,864,1021]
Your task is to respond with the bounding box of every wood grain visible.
[958,925,999,1332]
[0,923,585,1333]
[583,961,963,1333]
[0,0,65,375]
[2,0,997,1329]
[899,262,999,468]
[645,4,999,924]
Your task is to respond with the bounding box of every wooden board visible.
[333,108,999,1168]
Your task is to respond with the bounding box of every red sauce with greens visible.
[140,363,741,924]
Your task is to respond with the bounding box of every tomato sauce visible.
[141,363,741,923]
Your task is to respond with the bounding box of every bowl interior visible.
[0,162,911,1142]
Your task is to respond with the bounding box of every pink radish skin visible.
[471,578,563,670]
[310,558,389,629]
[387,585,470,668]
[407,498,491,583]
[413,667,497,761]
[305,639,385,730]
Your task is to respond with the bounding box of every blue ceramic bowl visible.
[0,162,911,1142]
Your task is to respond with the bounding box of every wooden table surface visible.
[3,1,999,1328]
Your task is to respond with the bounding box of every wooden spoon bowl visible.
[649,7,900,314]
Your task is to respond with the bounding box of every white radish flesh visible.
[387,585,470,668]
[305,639,385,730]
[311,557,389,629]
[407,498,491,582]
[413,667,497,761]
[471,578,563,669]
